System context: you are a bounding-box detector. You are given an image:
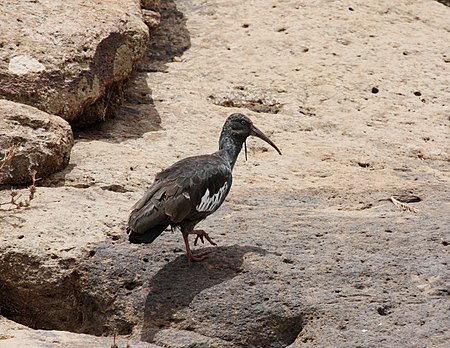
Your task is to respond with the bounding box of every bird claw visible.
[194,234,205,246]
[193,230,217,246]
[183,230,217,263]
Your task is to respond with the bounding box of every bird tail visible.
[127,224,169,244]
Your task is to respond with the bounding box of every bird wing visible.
[128,154,232,234]
[127,180,171,234]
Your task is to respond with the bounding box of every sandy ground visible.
[1,0,449,347]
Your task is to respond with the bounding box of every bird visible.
[127,113,281,262]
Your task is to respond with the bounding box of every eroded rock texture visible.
[0,0,155,128]
[0,100,73,185]
[1,0,449,347]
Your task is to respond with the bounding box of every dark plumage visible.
[127,113,281,262]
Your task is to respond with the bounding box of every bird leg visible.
[182,232,209,262]
[192,229,217,246]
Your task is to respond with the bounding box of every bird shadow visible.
[140,244,267,342]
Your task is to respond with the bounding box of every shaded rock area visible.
[0,100,73,185]
[0,0,156,128]
[436,0,450,6]
[0,0,160,184]
[1,0,450,347]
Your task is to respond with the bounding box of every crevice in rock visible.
[71,79,127,130]
[0,250,128,336]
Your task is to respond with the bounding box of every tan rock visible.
[141,0,161,29]
[0,100,73,185]
[0,0,157,127]
[0,316,159,348]
[1,0,449,347]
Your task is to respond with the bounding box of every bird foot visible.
[193,230,217,246]
[187,251,209,263]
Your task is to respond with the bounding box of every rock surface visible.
[0,0,154,128]
[0,99,73,185]
[0,317,158,348]
[1,0,449,347]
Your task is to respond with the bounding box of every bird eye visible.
[240,120,248,126]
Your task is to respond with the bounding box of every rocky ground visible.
[1,0,449,347]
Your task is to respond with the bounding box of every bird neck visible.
[218,131,245,169]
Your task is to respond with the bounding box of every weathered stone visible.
[0,186,131,334]
[8,55,46,75]
[0,0,157,128]
[1,0,450,347]
[0,317,160,348]
[141,0,162,29]
[0,100,73,185]
[142,9,162,29]
[141,0,160,11]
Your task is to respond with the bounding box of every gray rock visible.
[0,0,156,128]
[0,100,73,185]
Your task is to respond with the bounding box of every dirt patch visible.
[208,88,283,114]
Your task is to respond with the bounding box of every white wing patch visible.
[196,182,229,213]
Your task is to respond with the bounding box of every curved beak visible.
[250,125,282,155]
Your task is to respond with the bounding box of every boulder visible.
[0,0,157,128]
[0,187,130,336]
[0,100,73,185]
